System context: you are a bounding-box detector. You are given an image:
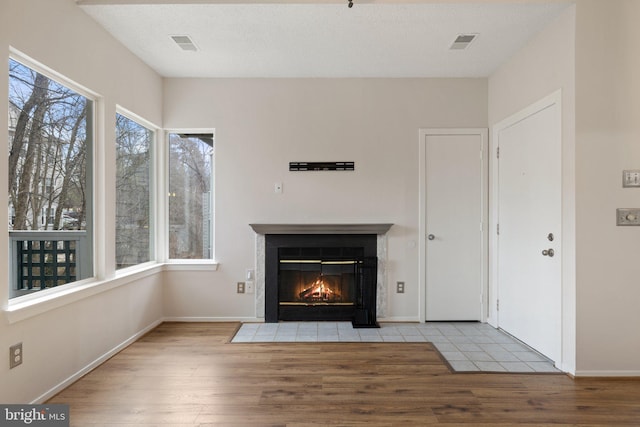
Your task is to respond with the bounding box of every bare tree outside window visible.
[168,133,213,259]
[9,59,88,232]
[8,58,92,297]
[116,113,152,269]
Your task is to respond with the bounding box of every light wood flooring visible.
[48,322,640,426]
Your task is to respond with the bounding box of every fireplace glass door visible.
[277,247,363,321]
[279,259,357,306]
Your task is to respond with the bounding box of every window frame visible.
[164,129,217,266]
[7,50,97,303]
[114,107,158,273]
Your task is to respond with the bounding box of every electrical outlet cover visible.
[9,343,22,369]
[617,208,640,226]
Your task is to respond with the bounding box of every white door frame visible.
[418,128,489,323]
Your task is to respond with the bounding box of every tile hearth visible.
[231,321,560,374]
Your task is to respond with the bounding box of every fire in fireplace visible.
[299,278,340,302]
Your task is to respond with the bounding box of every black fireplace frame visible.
[265,234,379,327]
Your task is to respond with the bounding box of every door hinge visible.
[497,223,500,235]
[497,299,500,311]
[496,146,500,159]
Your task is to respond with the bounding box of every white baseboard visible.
[31,318,164,404]
[163,316,261,323]
[574,370,640,377]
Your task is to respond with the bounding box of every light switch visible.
[623,170,640,188]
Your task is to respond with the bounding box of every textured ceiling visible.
[79,1,572,78]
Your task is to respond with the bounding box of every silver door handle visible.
[542,248,555,257]
[428,234,435,241]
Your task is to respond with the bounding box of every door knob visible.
[542,248,555,257]
[428,234,435,241]
[547,233,554,242]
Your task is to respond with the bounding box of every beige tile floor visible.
[232,321,560,373]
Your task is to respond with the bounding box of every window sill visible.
[162,261,220,272]
[4,263,164,324]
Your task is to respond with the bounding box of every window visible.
[8,57,93,298]
[115,113,153,269]
[168,133,214,259]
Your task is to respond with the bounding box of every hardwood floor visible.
[48,322,640,426]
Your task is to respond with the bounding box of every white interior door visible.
[425,132,484,321]
[497,101,562,363]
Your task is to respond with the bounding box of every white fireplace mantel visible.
[249,223,393,235]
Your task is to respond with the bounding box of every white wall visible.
[488,5,576,373]
[574,0,640,375]
[0,0,164,403]
[163,78,488,321]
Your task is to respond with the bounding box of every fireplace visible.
[265,233,379,327]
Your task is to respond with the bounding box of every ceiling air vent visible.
[450,34,478,50]
[170,35,198,52]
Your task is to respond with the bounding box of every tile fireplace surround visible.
[249,224,393,321]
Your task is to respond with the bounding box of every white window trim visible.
[162,260,219,271]
[115,106,160,270]
[164,128,217,264]
[7,49,100,305]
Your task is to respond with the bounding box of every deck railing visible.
[9,231,90,299]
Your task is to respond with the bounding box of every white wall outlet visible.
[246,281,254,294]
[274,182,283,193]
[237,282,245,293]
[396,281,405,293]
[10,343,22,369]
